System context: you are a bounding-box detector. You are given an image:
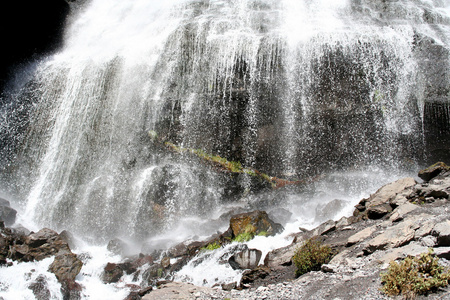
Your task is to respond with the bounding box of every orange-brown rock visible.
[229,210,283,238]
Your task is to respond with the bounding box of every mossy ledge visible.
[164,141,304,189]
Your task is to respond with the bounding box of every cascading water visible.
[0,0,449,297]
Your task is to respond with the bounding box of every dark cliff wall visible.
[0,0,71,94]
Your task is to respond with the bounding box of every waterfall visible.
[1,0,449,243]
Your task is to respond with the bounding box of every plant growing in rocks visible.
[381,249,450,299]
[201,242,221,251]
[292,238,333,277]
[233,224,257,242]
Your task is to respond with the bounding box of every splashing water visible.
[0,0,449,297]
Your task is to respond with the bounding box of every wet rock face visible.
[48,253,83,282]
[0,197,17,226]
[9,228,72,262]
[423,102,450,164]
[102,262,124,284]
[28,275,51,300]
[418,162,450,182]
[0,205,16,226]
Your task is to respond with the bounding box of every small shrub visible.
[381,249,450,298]
[292,238,333,277]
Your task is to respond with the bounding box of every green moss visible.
[227,160,243,173]
[233,232,254,243]
[201,242,221,251]
[374,90,384,103]
[257,231,268,237]
[148,130,158,141]
[233,224,261,242]
[164,141,299,189]
[243,168,257,176]
[381,249,450,298]
[165,142,183,153]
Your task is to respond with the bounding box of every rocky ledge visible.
[1,163,449,299]
[139,163,450,300]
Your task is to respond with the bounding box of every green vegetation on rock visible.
[148,130,158,141]
[380,249,450,298]
[164,141,301,189]
[233,232,254,243]
[292,238,333,277]
[231,224,271,243]
[233,224,257,243]
[201,242,221,251]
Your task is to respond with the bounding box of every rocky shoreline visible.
[1,163,450,299]
[141,162,450,299]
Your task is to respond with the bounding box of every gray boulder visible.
[107,238,130,256]
[0,198,10,206]
[315,199,348,222]
[366,177,416,208]
[312,220,336,236]
[0,205,16,226]
[432,220,450,246]
[229,248,262,270]
[364,218,418,254]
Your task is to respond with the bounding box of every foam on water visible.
[0,242,134,299]
[0,258,61,300]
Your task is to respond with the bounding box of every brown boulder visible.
[28,274,51,300]
[48,253,83,282]
[102,262,124,283]
[0,234,10,264]
[60,279,82,300]
[240,265,271,286]
[418,162,450,182]
[161,256,170,269]
[229,210,283,239]
[9,228,71,262]
[125,286,153,300]
[363,218,419,254]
